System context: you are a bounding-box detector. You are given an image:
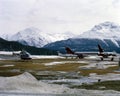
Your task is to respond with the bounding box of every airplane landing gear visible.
[101,57,103,61]
[111,57,114,61]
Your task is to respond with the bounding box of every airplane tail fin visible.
[65,47,75,54]
[98,44,104,53]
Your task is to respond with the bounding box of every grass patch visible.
[79,66,119,76]
[0,58,87,76]
[47,63,87,72]
[70,80,120,91]
[0,72,21,77]
[0,58,118,78]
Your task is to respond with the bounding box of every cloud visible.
[0,0,120,35]
[112,0,120,8]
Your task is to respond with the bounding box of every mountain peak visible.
[78,21,120,40]
[91,21,120,32]
[19,27,41,35]
[9,27,50,47]
[24,27,41,32]
[8,27,74,47]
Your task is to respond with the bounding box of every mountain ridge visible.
[0,37,57,55]
[6,27,75,48]
[78,21,120,40]
[44,22,120,53]
[1,21,120,53]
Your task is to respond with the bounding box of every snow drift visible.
[0,72,120,96]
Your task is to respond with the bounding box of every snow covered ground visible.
[79,61,117,69]
[31,55,64,59]
[0,72,120,96]
[0,54,63,60]
[0,55,120,95]
[45,60,88,66]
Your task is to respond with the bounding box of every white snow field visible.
[0,72,120,96]
[31,55,64,59]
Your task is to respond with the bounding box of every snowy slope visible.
[8,27,75,47]
[79,21,120,39]
[48,32,75,42]
[0,72,70,94]
[78,22,120,47]
[9,27,51,47]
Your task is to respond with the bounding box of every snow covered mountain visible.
[3,21,120,51]
[44,22,120,53]
[8,27,75,48]
[48,31,75,42]
[79,21,120,39]
[8,27,50,47]
[78,21,120,47]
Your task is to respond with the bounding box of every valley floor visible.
[0,55,120,96]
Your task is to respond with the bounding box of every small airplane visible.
[64,44,117,61]
[97,44,116,61]
[19,50,32,60]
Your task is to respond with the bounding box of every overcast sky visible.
[0,0,120,35]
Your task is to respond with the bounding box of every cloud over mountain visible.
[0,0,120,35]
